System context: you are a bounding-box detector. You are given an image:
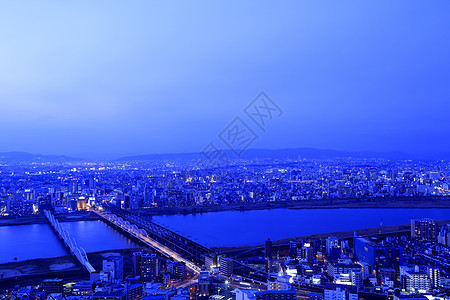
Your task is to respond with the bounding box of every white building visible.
[324,287,358,300]
[400,265,431,293]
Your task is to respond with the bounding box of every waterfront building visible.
[411,219,437,241]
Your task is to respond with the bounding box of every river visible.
[152,208,450,247]
[1,208,449,263]
[0,220,139,264]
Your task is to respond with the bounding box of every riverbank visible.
[0,247,145,289]
[0,211,99,227]
[216,219,450,252]
[137,196,450,216]
[0,254,83,288]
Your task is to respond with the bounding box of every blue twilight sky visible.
[1,1,450,156]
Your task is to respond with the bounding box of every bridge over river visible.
[97,205,269,285]
[44,210,96,273]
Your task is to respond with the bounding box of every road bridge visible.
[100,205,269,284]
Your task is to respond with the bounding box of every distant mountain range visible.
[0,151,78,162]
[1,148,449,163]
[116,147,450,162]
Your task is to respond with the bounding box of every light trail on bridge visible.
[91,206,268,286]
[91,208,201,277]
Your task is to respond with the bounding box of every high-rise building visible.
[265,238,273,259]
[427,266,441,288]
[289,240,297,257]
[266,259,279,274]
[301,243,313,264]
[219,256,233,277]
[141,253,158,282]
[132,252,142,277]
[174,262,186,279]
[326,237,339,255]
[205,255,217,271]
[326,259,362,280]
[437,225,450,246]
[411,219,437,241]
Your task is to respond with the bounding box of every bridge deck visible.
[91,208,202,274]
[99,206,269,284]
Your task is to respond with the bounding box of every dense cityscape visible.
[1,158,450,217]
[2,1,450,300]
[1,158,450,300]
